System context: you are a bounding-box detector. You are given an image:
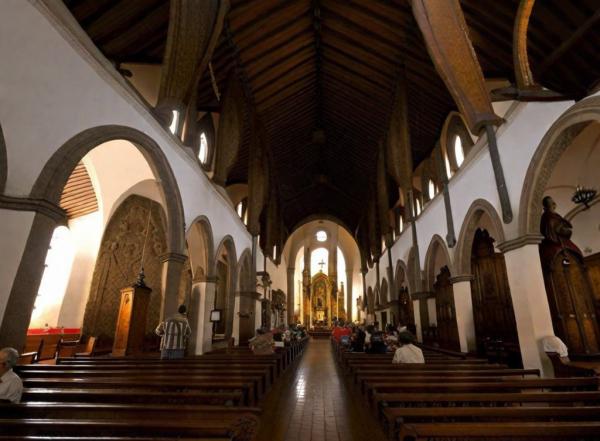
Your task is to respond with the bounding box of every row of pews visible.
[333,341,600,440]
[1,337,308,441]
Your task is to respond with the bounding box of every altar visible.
[304,270,346,328]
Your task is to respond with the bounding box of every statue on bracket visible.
[539,196,600,356]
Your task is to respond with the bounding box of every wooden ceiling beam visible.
[250,50,315,91]
[255,72,316,108]
[537,7,600,74]
[246,37,314,81]
[322,45,394,86]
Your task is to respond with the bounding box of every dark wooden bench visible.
[383,406,600,439]
[397,421,600,440]
[22,387,245,406]
[0,417,259,441]
[22,376,260,406]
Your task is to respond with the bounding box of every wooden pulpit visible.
[112,284,152,357]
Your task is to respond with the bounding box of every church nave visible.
[257,338,387,441]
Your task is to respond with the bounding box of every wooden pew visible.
[22,376,260,406]
[383,406,600,439]
[0,401,261,440]
[397,421,600,440]
[22,388,245,406]
[0,417,260,441]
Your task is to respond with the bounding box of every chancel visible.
[1,0,600,440]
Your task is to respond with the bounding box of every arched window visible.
[198,132,208,164]
[316,230,327,242]
[428,179,436,200]
[454,135,465,167]
[272,245,277,261]
[169,110,179,135]
[399,214,404,233]
[236,198,248,226]
[415,197,422,216]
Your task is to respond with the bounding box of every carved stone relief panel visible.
[82,195,167,339]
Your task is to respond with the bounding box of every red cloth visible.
[332,326,352,342]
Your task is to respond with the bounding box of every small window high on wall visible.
[169,110,179,135]
[454,135,465,167]
[428,179,436,200]
[199,132,208,164]
[30,226,75,328]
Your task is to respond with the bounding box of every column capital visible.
[159,252,188,264]
[193,274,218,284]
[497,234,543,253]
[450,274,474,284]
[0,194,67,224]
[411,291,435,300]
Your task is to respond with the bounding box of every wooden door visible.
[544,249,600,355]
[434,266,460,351]
[398,286,415,327]
[470,229,521,366]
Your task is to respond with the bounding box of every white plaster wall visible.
[0,0,253,261]
[0,210,34,320]
[57,211,102,328]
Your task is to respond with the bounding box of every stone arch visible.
[30,125,185,254]
[186,215,215,279]
[395,259,410,298]
[214,234,238,339]
[519,96,600,236]
[0,123,6,194]
[380,278,389,304]
[424,234,454,291]
[406,246,421,293]
[0,125,187,350]
[455,199,506,275]
[237,248,253,292]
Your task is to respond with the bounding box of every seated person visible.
[332,320,352,343]
[0,347,23,403]
[366,329,388,354]
[249,328,274,355]
[351,326,366,352]
[392,331,425,364]
[543,335,569,360]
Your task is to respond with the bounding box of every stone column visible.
[346,269,354,322]
[450,275,476,353]
[286,267,295,325]
[159,252,188,320]
[0,199,66,350]
[499,236,555,376]
[189,275,217,355]
[412,292,432,343]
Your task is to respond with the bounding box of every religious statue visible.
[539,196,582,268]
[539,196,600,355]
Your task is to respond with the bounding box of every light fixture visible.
[572,185,597,209]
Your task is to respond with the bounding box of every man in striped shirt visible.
[155,305,192,359]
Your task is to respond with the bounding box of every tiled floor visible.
[256,339,388,441]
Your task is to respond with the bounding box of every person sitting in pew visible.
[392,331,424,364]
[0,347,23,403]
[155,305,192,360]
[543,335,569,360]
[249,328,274,355]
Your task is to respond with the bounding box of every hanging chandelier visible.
[571,185,597,209]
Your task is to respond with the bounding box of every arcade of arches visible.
[1,1,600,439]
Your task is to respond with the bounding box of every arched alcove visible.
[455,199,505,276]
[213,235,237,340]
[0,126,186,350]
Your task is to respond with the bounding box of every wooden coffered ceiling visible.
[64,0,600,235]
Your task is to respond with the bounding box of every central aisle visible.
[256,338,388,441]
